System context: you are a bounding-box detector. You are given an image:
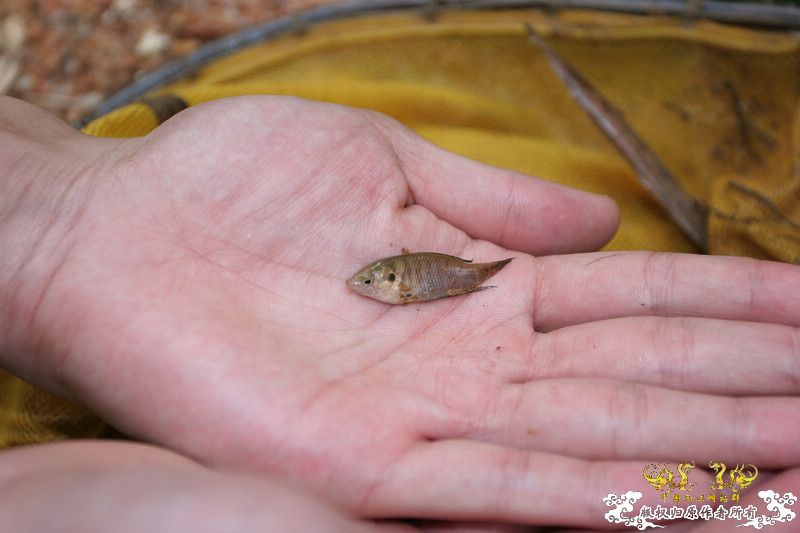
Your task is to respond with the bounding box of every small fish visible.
[347,252,513,305]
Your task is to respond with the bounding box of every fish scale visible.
[347,252,513,305]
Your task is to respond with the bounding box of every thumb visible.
[381,120,620,255]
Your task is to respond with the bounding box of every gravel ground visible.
[0,0,331,124]
[3,1,796,124]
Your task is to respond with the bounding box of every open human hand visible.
[3,96,799,528]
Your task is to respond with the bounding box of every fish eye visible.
[363,279,371,285]
[388,273,396,282]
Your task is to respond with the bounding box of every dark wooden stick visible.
[525,23,708,252]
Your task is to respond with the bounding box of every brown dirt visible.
[1,0,331,123]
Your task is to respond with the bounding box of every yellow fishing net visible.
[2,8,799,447]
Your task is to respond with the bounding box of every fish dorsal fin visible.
[458,257,473,263]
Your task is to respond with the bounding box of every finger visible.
[359,440,713,527]
[464,379,800,466]
[530,252,800,331]
[505,316,800,395]
[361,440,606,525]
[375,117,620,255]
[693,468,800,532]
[414,521,537,532]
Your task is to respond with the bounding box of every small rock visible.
[71,90,104,111]
[135,28,171,57]
[63,56,80,76]
[100,9,119,27]
[0,55,20,95]
[112,0,138,17]
[14,73,33,92]
[171,38,200,57]
[39,91,71,109]
[2,14,26,54]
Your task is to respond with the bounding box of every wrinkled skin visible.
[2,95,799,529]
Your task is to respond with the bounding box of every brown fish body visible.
[347,252,512,304]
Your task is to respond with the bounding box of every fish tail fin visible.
[446,285,495,297]
[493,258,513,269]
[469,257,513,286]
[483,257,513,273]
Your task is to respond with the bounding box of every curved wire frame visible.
[76,0,800,127]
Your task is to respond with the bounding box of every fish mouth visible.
[346,274,363,290]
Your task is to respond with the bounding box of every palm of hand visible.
[35,97,800,525]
